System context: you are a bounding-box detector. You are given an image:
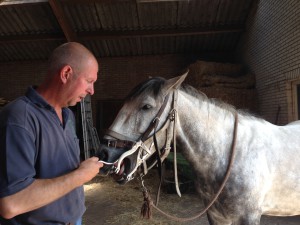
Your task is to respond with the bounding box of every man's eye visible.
[142,104,152,110]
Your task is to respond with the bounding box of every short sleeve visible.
[0,123,36,197]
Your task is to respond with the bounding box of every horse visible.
[96,72,300,225]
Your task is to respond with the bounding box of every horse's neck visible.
[176,92,236,176]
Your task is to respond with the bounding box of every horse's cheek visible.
[134,112,145,134]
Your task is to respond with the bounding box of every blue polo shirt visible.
[0,87,85,224]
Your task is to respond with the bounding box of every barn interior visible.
[0,0,299,224]
[1,0,299,129]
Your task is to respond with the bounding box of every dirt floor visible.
[83,171,300,225]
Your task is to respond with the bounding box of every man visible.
[0,42,103,224]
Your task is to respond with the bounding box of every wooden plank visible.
[0,26,243,44]
[0,0,48,6]
[0,33,65,44]
[78,26,244,40]
[49,0,77,41]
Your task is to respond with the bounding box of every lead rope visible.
[140,112,239,222]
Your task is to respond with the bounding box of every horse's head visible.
[96,71,188,184]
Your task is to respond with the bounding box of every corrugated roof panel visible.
[82,40,110,58]
[0,3,61,36]
[177,0,220,28]
[93,1,139,31]
[0,0,254,62]
[63,3,100,32]
[140,36,177,55]
[0,41,63,62]
[137,2,178,29]
[215,0,253,25]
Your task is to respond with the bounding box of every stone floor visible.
[82,173,300,225]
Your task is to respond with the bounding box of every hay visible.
[188,60,243,77]
[186,60,255,89]
[83,171,208,225]
[185,60,258,112]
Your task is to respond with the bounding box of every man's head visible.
[44,42,99,107]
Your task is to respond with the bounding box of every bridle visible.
[102,89,178,184]
[101,88,239,222]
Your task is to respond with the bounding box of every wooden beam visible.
[49,0,77,42]
[137,0,189,2]
[0,33,65,44]
[0,0,48,5]
[59,0,134,3]
[78,26,244,40]
[0,26,243,44]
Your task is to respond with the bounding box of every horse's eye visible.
[142,104,152,110]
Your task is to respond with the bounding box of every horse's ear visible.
[163,70,189,94]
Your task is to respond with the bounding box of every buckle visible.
[107,140,117,148]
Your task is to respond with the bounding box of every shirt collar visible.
[25,86,70,124]
[25,86,52,109]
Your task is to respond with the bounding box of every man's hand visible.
[75,157,103,184]
[0,157,103,219]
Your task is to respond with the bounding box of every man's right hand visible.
[76,157,103,184]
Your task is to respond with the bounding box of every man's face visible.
[65,59,98,107]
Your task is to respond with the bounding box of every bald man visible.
[0,42,103,225]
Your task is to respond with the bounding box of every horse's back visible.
[260,120,300,216]
[286,120,300,126]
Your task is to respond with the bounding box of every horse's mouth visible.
[96,143,141,184]
[112,158,136,184]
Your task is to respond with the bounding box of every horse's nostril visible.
[98,150,108,161]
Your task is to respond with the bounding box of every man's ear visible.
[60,65,72,84]
[162,70,189,95]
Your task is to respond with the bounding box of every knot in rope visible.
[141,188,153,219]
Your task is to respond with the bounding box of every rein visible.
[141,112,239,222]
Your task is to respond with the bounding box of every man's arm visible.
[0,157,103,219]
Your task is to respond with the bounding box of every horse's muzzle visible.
[96,144,125,174]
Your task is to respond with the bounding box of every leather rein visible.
[102,89,239,222]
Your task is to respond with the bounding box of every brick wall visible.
[95,54,192,101]
[0,54,193,101]
[237,0,300,124]
[0,54,193,127]
[0,61,47,101]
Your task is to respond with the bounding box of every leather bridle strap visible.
[141,94,170,142]
[105,129,134,142]
[152,119,163,206]
[154,90,180,206]
[104,93,171,150]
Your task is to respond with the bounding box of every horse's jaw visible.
[96,144,139,184]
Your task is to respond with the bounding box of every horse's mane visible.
[125,77,166,101]
[181,83,237,114]
[125,76,258,119]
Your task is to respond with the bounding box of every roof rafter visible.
[48,0,77,42]
[0,0,48,6]
[79,26,244,40]
[0,26,243,44]
[0,34,65,44]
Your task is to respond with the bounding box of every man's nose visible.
[87,85,94,95]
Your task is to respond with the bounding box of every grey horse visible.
[97,72,300,225]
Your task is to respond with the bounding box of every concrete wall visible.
[237,0,300,124]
